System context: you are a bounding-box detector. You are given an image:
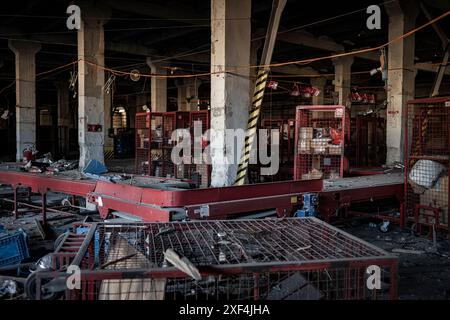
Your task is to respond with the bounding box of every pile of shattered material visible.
[21,153,78,175]
[17,156,132,184]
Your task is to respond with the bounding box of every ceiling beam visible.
[107,41,156,56]
[144,29,200,46]
[0,26,156,57]
[271,65,320,76]
[415,62,450,75]
[105,0,206,24]
[276,28,449,75]
[278,30,345,52]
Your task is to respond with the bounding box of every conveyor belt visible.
[319,172,404,224]
[324,172,404,192]
[0,165,323,222]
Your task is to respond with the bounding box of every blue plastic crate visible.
[76,226,102,264]
[0,230,30,267]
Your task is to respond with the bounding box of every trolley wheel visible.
[25,272,59,300]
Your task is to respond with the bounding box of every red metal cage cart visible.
[34,218,397,300]
[404,97,450,237]
[294,105,350,181]
[135,112,190,177]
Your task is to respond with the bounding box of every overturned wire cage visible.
[404,97,450,237]
[36,218,397,300]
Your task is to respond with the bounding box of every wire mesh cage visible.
[294,106,350,181]
[254,119,295,182]
[135,112,190,178]
[176,111,210,188]
[405,97,450,237]
[135,113,151,175]
[151,112,174,178]
[262,119,295,165]
[36,218,397,300]
[348,116,387,168]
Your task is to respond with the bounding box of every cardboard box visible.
[299,127,313,139]
[313,146,328,154]
[302,171,323,180]
[311,138,330,154]
[298,139,311,154]
[328,145,342,155]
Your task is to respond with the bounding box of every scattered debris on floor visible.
[342,219,450,300]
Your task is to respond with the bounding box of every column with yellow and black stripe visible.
[234,69,269,185]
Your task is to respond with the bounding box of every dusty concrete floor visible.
[340,220,450,300]
[105,158,135,174]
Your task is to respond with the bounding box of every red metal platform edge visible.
[0,168,404,225]
[0,168,324,222]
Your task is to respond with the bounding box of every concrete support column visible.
[104,90,113,157]
[8,40,41,161]
[210,0,251,187]
[249,39,263,107]
[333,56,353,107]
[311,77,327,105]
[57,82,71,128]
[56,81,70,156]
[146,59,167,112]
[176,78,201,111]
[385,0,419,164]
[176,80,187,111]
[77,7,109,168]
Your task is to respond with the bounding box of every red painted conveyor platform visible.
[0,164,404,224]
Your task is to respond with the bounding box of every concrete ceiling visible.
[0,0,449,97]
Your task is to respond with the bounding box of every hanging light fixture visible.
[290,83,300,96]
[311,87,321,97]
[130,69,141,82]
[267,80,278,89]
[302,86,311,98]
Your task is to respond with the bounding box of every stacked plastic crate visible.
[0,227,29,268]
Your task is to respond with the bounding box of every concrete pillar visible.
[104,90,113,157]
[210,0,251,187]
[57,82,71,128]
[311,77,327,105]
[146,59,167,112]
[176,80,187,111]
[176,79,201,111]
[77,7,109,168]
[56,81,70,156]
[333,56,353,107]
[249,39,263,107]
[385,0,419,164]
[8,40,41,161]
[185,79,201,111]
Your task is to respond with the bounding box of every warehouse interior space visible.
[0,0,450,303]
